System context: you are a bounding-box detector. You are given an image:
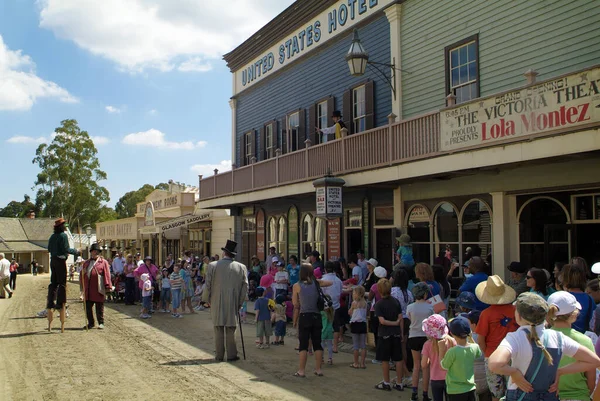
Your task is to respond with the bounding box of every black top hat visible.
[90,243,102,253]
[221,240,238,256]
[332,110,342,118]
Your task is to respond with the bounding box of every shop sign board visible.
[316,186,343,218]
[327,218,341,261]
[256,209,266,261]
[97,221,136,240]
[440,66,600,151]
[288,206,299,258]
[158,213,212,233]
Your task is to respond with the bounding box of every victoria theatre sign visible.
[440,66,600,151]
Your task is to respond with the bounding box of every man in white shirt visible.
[0,253,13,298]
[348,255,364,285]
[321,261,343,352]
[112,251,125,276]
[357,250,369,283]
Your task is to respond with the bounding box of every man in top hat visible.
[81,243,113,329]
[506,261,528,296]
[47,218,80,332]
[203,240,248,362]
[317,110,347,142]
[474,275,519,401]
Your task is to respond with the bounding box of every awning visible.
[0,241,47,253]
[139,212,212,235]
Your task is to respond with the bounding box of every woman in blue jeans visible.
[292,263,332,378]
[489,292,600,401]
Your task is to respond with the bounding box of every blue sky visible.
[0,0,294,208]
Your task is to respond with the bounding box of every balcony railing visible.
[199,111,440,200]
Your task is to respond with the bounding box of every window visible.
[446,36,479,104]
[353,85,366,133]
[317,101,328,143]
[244,131,253,165]
[302,214,315,257]
[462,200,492,264]
[268,217,277,250]
[346,209,361,227]
[407,205,431,265]
[433,202,459,262]
[287,112,300,152]
[265,124,274,159]
[278,216,287,258]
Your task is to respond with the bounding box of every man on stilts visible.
[47,218,80,333]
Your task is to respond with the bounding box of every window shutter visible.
[298,108,306,149]
[260,126,266,160]
[308,104,317,146]
[343,90,352,135]
[281,116,288,154]
[327,96,335,127]
[240,136,245,166]
[251,130,257,161]
[365,80,375,130]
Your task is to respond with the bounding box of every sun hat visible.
[396,234,411,245]
[422,314,449,340]
[455,291,477,310]
[367,258,378,267]
[592,262,600,275]
[514,292,549,325]
[475,275,516,305]
[448,317,471,338]
[374,266,387,278]
[547,291,581,316]
[412,282,430,299]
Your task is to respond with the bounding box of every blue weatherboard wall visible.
[235,14,391,167]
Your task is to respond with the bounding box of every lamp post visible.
[84,225,92,259]
[345,29,407,99]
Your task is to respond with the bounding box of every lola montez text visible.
[449,78,598,144]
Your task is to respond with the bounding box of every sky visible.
[0,0,294,208]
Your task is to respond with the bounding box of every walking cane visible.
[238,311,246,360]
[82,270,88,332]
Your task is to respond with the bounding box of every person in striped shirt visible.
[169,264,184,318]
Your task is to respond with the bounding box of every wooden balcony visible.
[199,111,440,200]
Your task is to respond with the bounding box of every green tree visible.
[115,183,168,218]
[0,194,37,217]
[32,119,110,230]
[96,205,118,222]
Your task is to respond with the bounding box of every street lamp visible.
[84,225,92,258]
[345,29,407,99]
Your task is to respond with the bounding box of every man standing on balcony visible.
[317,110,346,142]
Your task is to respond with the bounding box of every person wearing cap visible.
[81,243,113,329]
[396,234,415,268]
[268,257,280,277]
[506,262,528,296]
[274,260,290,299]
[547,291,596,401]
[367,265,389,348]
[459,257,489,311]
[309,251,324,279]
[361,258,380,293]
[203,240,248,362]
[439,317,482,401]
[474,275,519,401]
[489,292,600,400]
[135,256,159,311]
[266,247,278,272]
[46,218,80,331]
[455,292,478,314]
[317,110,346,142]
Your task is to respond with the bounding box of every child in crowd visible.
[373,278,404,391]
[274,261,289,299]
[159,268,171,313]
[273,295,287,345]
[407,282,434,401]
[321,304,335,365]
[140,273,152,319]
[440,317,482,401]
[392,269,415,386]
[239,301,247,324]
[396,234,415,268]
[254,287,272,349]
[422,314,456,401]
[474,275,518,401]
[547,291,596,401]
[169,264,184,318]
[192,277,206,311]
[349,286,368,369]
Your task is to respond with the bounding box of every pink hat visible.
[422,314,449,340]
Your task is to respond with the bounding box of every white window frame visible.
[353,85,366,133]
[287,111,300,153]
[245,131,253,165]
[449,40,478,104]
[317,101,328,143]
[265,124,274,159]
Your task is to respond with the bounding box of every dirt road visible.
[0,275,409,401]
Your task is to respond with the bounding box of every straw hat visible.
[475,275,516,305]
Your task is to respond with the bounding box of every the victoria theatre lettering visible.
[441,67,600,151]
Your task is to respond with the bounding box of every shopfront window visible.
[268,217,277,250]
[353,85,366,133]
[278,216,287,259]
[407,205,431,266]
[315,217,326,259]
[287,112,300,153]
[433,202,459,262]
[462,200,492,262]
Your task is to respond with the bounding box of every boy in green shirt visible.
[440,317,482,401]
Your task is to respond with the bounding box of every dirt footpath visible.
[0,275,409,401]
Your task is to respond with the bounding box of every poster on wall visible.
[327,218,341,261]
[362,198,370,258]
[440,66,600,151]
[288,206,299,258]
[256,209,265,261]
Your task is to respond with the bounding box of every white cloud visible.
[105,105,122,113]
[190,160,232,176]
[122,128,207,150]
[38,0,295,73]
[148,109,158,115]
[0,34,78,111]
[6,133,109,146]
